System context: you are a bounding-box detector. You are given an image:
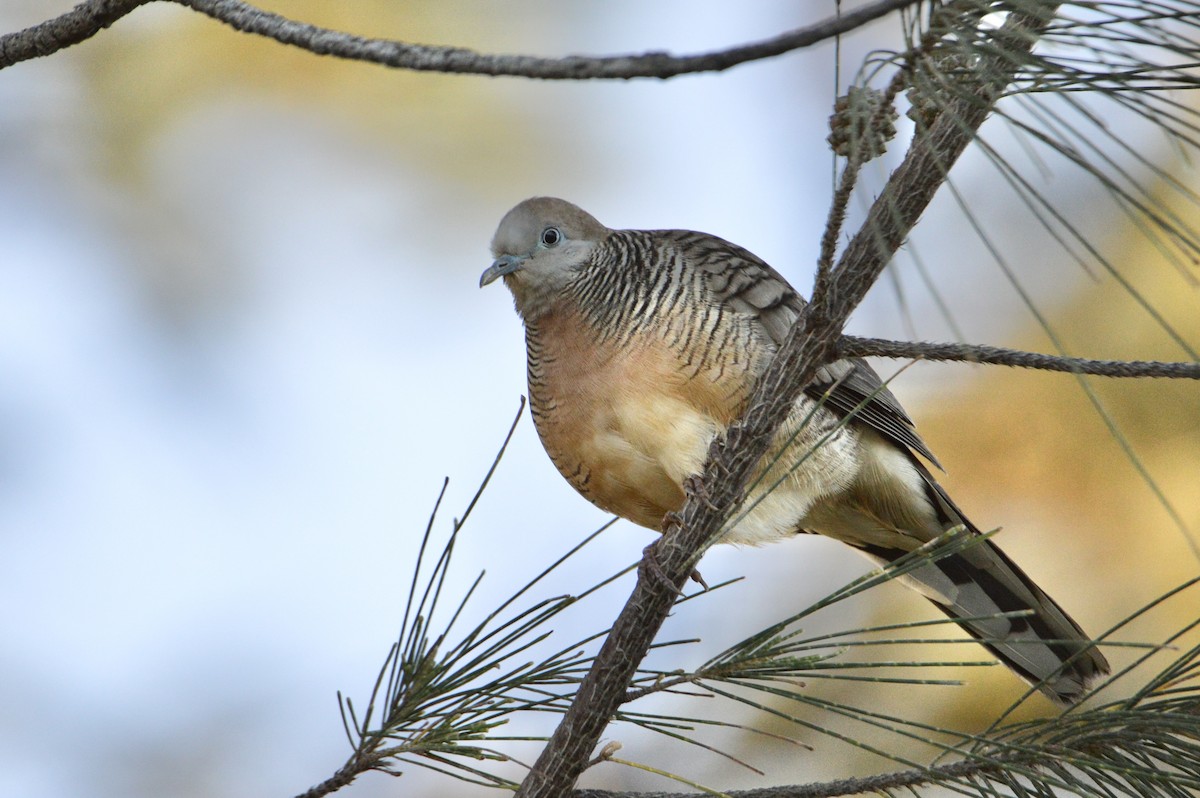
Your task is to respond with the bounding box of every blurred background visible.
[2,2,1198,796]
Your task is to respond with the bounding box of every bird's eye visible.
[540,227,562,247]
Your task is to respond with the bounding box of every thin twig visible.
[814,25,938,302]
[840,335,1200,379]
[573,751,1033,798]
[0,0,920,75]
[294,752,382,798]
[814,154,863,301]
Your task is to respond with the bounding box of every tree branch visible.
[840,335,1200,379]
[516,4,1062,797]
[1,0,919,75]
[0,0,148,67]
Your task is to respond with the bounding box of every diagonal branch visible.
[1,0,919,75]
[840,335,1200,379]
[515,4,1063,797]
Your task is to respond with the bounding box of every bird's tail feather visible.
[858,527,1110,704]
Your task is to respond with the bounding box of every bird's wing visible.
[665,229,941,468]
[809,358,942,469]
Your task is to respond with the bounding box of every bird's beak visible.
[479,254,526,287]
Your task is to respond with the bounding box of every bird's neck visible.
[508,274,573,325]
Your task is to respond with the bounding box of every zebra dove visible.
[480,196,1109,703]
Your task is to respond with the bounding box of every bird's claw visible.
[683,474,722,512]
[639,538,710,595]
[639,539,683,596]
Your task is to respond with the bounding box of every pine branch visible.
[308,478,1196,798]
[839,335,1200,379]
[293,401,566,798]
[516,5,1064,797]
[302,453,1199,798]
[575,656,1200,798]
[0,0,919,74]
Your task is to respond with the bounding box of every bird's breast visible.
[524,306,752,530]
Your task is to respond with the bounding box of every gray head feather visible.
[481,197,610,321]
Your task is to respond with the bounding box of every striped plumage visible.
[481,196,1109,703]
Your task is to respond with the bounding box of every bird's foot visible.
[683,474,722,512]
[639,536,709,595]
[639,538,682,595]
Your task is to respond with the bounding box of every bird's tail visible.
[859,505,1110,704]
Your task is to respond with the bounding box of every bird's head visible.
[481,197,609,322]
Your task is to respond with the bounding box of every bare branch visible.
[841,335,1200,379]
[1,0,920,75]
[516,5,1063,797]
[0,0,148,68]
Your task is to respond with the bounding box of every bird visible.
[479,196,1109,704]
